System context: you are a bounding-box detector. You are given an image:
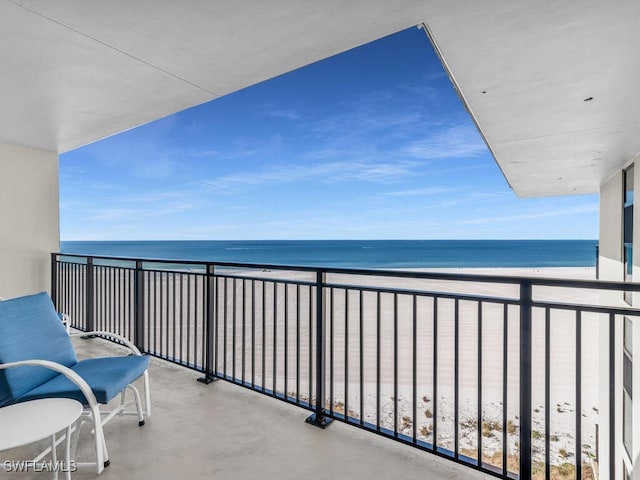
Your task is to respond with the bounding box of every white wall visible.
[598,162,640,479]
[598,170,623,478]
[599,170,623,283]
[0,142,59,298]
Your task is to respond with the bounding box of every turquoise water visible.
[60,240,598,269]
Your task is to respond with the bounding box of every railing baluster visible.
[502,303,508,476]
[172,272,176,360]
[262,280,266,393]
[329,287,334,414]
[193,274,201,369]
[545,307,551,480]
[232,278,237,381]
[519,281,533,480]
[412,294,417,444]
[477,301,483,466]
[179,274,184,365]
[376,291,381,432]
[393,293,398,438]
[50,253,57,308]
[165,271,169,357]
[359,290,364,427]
[284,283,288,398]
[86,257,95,333]
[223,277,227,378]
[198,273,202,369]
[153,271,158,354]
[251,280,256,388]
[146,271,151,352]
[186,274,191,366]
[345,289,349,422]
[78,264,82,325]
[134,260,144,351]
[454,298,459,459]
[242,279,247,385]
[128,268,133,339]
[296,284,300,404]
[110,267,114,334]
[609,313,616,480]
[308,284,313,406]
[62,261,66,315]
[576,310,582,480]
[273,282,277,397]
[433,296,438,452]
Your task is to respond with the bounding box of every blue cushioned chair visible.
[0,292,151,474]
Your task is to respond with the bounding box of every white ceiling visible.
[0,0,431,152]
[424,1,640,197]
[2,0,639,197]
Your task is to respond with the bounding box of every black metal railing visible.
[51,253,637,479]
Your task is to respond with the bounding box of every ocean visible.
[60,239,598,269]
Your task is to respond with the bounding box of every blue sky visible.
[60,27,598,241]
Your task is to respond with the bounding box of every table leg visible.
[50,433,58,480]
[65,425,72,480]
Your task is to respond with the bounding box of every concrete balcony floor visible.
[2,335,492,480]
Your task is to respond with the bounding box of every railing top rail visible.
[52,252,635,291]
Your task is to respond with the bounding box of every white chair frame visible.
[0,331,150,474]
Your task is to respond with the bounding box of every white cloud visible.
[385,187,457,196]
[404,124,487,160]
[203,159,419,192]
[460,204,599,225]
[263,109,300,120]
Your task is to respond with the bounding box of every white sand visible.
[87,265,600,468]
[209,266,600,466]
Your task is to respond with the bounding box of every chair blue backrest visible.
[0,292,78,406]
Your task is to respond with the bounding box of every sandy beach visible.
[205,266,600,467]
[81,265,600,471]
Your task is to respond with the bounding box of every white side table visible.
[0,398,83,479]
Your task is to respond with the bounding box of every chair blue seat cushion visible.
[17,355,149,405]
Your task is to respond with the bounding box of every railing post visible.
[50,253,58,308]
[609,313,615,480]
[306,270,333,428]
[134,260,145,351]
[519,281,532,479]
[86,257,95,332]
[198,263,217,384]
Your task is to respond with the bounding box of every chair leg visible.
[69,417,86,462]
[119,389,127,417]
[126,384,145,426]
[88,404,106,474]
[143,370,151,419]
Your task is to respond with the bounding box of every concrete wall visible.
[598,171,622,478]
[598,163,640,478]
[0,142,59,298]
[599,170,623,283]
[632,164,640,478]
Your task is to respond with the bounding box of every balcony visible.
[6,253,636,479]
[3,333,494,479]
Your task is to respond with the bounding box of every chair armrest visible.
[59,313,71,334]
[70,331,143,356]
[0,359,99,407]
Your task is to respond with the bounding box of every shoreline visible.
[382,266,596,278]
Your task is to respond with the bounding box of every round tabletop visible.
[0,398,84,451]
